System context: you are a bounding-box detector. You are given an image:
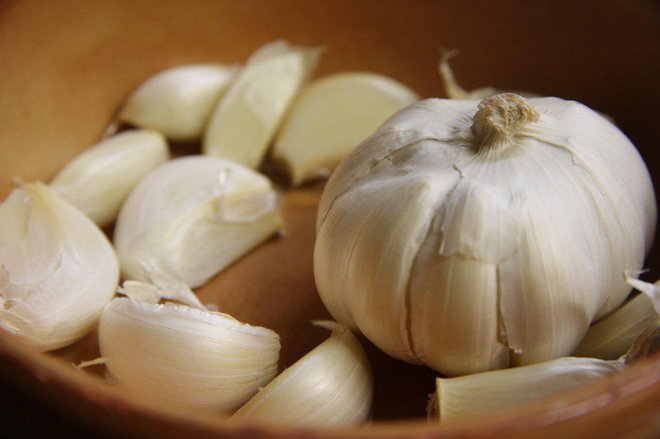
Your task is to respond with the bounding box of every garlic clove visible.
[113,155,283,288]
[573,289,658,360]
[98,297,280,412]
[0,182,119,351]
[272,72,419,186]
[438,50,539,100]
[428,355,626,423]
[117,64,238,142]
[49,129,170,227]
[202,40,320,169]
[231,321,372,427]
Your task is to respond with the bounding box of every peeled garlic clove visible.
[49,129,169,227]
[231,321,372,427]
[203,40,320,169]
[118,64,238,142]
[0,182,119,351]
[114,155,283,288]
[98,297,280,412]
[315,93,656,376]
[272,72,419,186]
[428,355,626,423]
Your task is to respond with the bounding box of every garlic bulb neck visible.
[471,93,539,151]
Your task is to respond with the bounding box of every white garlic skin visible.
[231,321,373,427]
[114,155,283,288]
[0,182,119,351]
[118,64,238,142]
[98,297,280,412]
[50,129,170,227]
[314,94,656,376]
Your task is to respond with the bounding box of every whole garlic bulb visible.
[314,93,656,376]
[98,297,280,412]
[0,182,119,351]
[114,155,283,288]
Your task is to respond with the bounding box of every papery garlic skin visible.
[273,72,419,185]
[315,94,656,376]
[50,129,169,227]
[114,155,283,288]
[429,356,626,423]
[98,297,280,412]
[118,64,238,142]
[203,40,320,169]
[0,182,119,351]
[231,321,372,427]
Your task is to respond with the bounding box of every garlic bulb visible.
[231,321,372,427]
[50,129,169,227]
[428,355,626,423]
[114,155,283,288]
[118,64,237,142]
[315,93,656,376]
[0,182,119,351]
[203,40,320,169]
[98,297,280,412]
[272,72,419,185]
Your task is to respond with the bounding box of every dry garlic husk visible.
[0,182,119,351]
[114,155,282,288]
[203,40,320,169]
[624,272,660,315]
[315,93,656,376]
[118,64,237,142]
[50,129,169,227]
[272,72,419,185]
[427,355,627,423]
[98,297,280,412]
[231,321,372,427]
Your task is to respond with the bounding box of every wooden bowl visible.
[1,1,659,437]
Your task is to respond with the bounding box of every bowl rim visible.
[1,327,659,438]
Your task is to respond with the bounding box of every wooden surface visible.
[0,0,659,437]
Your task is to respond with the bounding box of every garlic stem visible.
[471,93,540,150]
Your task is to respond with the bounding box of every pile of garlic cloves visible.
[1,39,657,428]
[2,39,402,426]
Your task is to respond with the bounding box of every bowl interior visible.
[0,1,659,437]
